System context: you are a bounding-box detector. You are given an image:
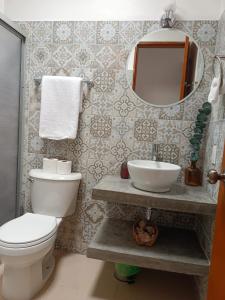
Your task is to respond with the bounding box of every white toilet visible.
[0,169,82,300]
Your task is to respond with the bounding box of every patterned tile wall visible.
[195,11,225,300]
[17,20,218,254]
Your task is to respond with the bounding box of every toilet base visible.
[1,249,55,300]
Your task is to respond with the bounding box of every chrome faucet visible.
[152,144,159,161]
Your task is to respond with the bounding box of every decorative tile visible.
[73,44,96,68]
[90,115,112,138]
[91,92,114,115]
[134,119,157,142]
[106,203,146,221]
[114,94,135,117]
[85,202,105,224]
[114,118,131,136]
[132,141,153,160]
[111,140,132,162]
[53,22,74,44]
[193,21,218,46]
[28,110,40,132]
[151,209,196,230]
[31,44,52,67]
[89,160,108,181]
[174,21,194,35]
[96,21,119,44]
[74,22,96,44]
[119,22,143,46]
[94,45,119,69]
[135,102,160,119]
[183,96,205,121]
[143,21,160,35]
[116,69,130,90]
[182,121,195,139]
[46,140,69,159]
[52,45,74,68]
[89,138,111,160]
[32,22,53,43]
[27,153,44,169]
[215,11,225,55]
[93,69,115,93]
[157,144,180,164]
[157,120,182,144]
[18,22,33,42]
[52,67,71,77]
[67,138,88,158]
[159,104,184,120]
[28,131,47,154]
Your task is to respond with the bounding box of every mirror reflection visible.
[127,30,204,106]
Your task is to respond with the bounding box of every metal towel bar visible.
[34,77,94,89]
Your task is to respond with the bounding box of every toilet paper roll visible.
[57,160,72,175]
[43,158,58,173]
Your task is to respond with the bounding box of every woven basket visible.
[133,220,158,247]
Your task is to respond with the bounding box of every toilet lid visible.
[0,213,57,248]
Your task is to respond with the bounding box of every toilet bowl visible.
[0,169,82,300]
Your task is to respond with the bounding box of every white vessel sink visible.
[127,160,181,193]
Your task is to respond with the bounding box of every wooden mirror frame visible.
[129,29,202,107]
[132,37,190,101]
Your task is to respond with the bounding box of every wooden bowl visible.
[133,220,159,247]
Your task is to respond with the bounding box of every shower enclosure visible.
[0,14,25,225]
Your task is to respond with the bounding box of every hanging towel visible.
[219,79,225,95]
[208,74,221,103]
[39,76,83,140]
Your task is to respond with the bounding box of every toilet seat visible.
[0,213,57,248]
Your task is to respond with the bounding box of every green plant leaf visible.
[194,127,203,134]
[202,102,212,115]
[190,137,199,145]
[191,152,199,161]
[194,133,203,140]
[196,121,206,129]
[193,143,200,151]
[197,113,207,122]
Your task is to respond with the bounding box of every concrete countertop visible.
[92,176,216,216]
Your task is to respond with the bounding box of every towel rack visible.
[34,77,94,89]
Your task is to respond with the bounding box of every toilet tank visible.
[29,169,82,217]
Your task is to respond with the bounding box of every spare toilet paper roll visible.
[57,160,72,175]
[43,158,58,173]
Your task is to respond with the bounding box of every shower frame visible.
[0,12,26,218]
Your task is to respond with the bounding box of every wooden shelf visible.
[92,176,216,216]
[87,218,209,276]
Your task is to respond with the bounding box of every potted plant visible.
[185,102,212,186]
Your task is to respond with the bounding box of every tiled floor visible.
[0,252,198,300]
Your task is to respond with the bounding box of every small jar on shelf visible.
[185,160,202,186]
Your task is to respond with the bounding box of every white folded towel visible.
[208,75,221,103]
[39,76,83,140]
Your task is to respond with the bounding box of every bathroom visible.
[0,0,225,299]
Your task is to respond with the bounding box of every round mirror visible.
[127,29,204,107]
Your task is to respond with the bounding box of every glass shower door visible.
[0,21,23,225]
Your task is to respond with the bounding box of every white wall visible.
[3,0,223,21]
[0,0,4,13]
[220,0,225,16]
